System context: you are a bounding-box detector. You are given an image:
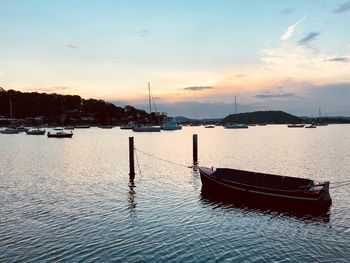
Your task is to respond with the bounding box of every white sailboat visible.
[317,107,328,126]
[225,96,248,129]
[132,82,161,132]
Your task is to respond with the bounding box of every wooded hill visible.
[0,88,164,125]
[223,110,303,124]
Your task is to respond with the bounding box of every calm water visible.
[1,125,350,262]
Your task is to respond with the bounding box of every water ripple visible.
[1,126,350,262]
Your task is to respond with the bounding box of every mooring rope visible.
[331,179,350,185]
[331,181,350,189]
[134,147,143,177]
[134,147,193,169]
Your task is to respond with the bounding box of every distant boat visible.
[288,124,305,128]
[317,107,328,126]
[120,122,134,129]
[189,123,201,126]
[74,125,90,129]
[199,166,331,208]
[13,126,28,132]
[204,125,215,128]
[132,82,161,132]
[98,125,114,129]
[305,124,317,129]
[225,96,249,129]
[0,128,20,134]
[26,128,46,135]
[225,123,249,129]
[47,129,73,138]
[0,126,28,134]
[133,125,161,132]
[162,117,182,130]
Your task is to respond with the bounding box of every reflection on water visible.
[127,187,137,219]
[1,126,350,261]
[200,188,331,223]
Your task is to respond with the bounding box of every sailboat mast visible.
[148,82,152,122]
[10,99,13,119]
[234,96,237,115]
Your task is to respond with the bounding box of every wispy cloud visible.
[255,87,296,99]
[234,74,247,78]
[29,86,76,93]
[280,16,306,41]
[280,7,295,16]
[298,32,320,45]
[255,92,295,99]
[133,29,150,37]
[67,44,78,49]
[324,57,349,62]
[334,1,350,13]
[184,86,213,91]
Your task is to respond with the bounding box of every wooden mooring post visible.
[129,137,135,183]
[193,134,198,165]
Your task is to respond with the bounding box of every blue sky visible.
[0,0,349,117]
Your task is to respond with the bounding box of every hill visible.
[0,88,164,126]
[223,110,303,124]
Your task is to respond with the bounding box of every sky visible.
[0,0,349,118]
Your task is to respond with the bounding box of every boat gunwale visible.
[199,167,327,202]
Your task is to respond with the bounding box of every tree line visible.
[0,88,165,125]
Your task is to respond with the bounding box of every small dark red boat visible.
[199,167,331,208]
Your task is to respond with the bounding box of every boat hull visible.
[224,124,248,129]
[132,126,161,132]
[47,132,73,138]
[162,126,182,130]
[287,124,305,128]
[26,130,46,135]
[0,129,20,134]
[199,167,331,209]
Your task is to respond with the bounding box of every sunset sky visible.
[0,0,349,117]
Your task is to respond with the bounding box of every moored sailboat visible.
[132,82,161,132]
[224,96,249,129]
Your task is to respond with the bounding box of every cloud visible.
[280,16,306,41]
[234,74,247,78]
[280,7,295,16]
[28,86,75,93]
[255,87,296,99]
[334,1,350,13]
[67,44,78,49]
[133,30,150,37]
[324,57,349,62]
[298,32,320,45]
[255,92,295,99]
[184,86,213,91]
